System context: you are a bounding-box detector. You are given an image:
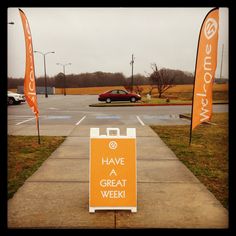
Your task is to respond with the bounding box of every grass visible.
[82,84,227,106]
[12,84,228,104]
[150,112,228,209]
[163,91,228,101]
[55,86,126,95]
[52,84,228,96]
[141,97,191,104]
[141,95,228,104]
[8,135,65,199]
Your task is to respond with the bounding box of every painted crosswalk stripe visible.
[136,115,145,126]
[76,116,86,126]
[16,117,35,125]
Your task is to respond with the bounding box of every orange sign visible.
[89,128,137,213]
[192,8,219,130]
[19,9,39,122]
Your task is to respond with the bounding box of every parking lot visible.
[8,95,228,135]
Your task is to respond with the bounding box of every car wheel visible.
[106,98,111,103]
[8,97,15,105]
[130,97,136,103]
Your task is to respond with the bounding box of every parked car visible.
[98,89,141,103]
[7,91,25,105]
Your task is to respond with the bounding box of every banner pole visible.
[189,125,193,145]
[189,33,200,146]
[189,67,197,146]
[37,117,40,144]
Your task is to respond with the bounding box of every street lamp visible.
[56,63,72,96]
[34,51,55,98]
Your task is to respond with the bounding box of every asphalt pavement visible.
[8,95,228,130]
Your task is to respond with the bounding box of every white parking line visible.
[136,115,145,126]
[10,115,35,118]
[76,116,86,126]
[16,117,35,125]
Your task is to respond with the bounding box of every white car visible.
[7,91,25,105]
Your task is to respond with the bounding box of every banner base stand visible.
[89,207,137,213]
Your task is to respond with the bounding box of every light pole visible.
[34,51,55,98]
[56,63,72,96]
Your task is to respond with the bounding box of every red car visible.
[98,89,141,103]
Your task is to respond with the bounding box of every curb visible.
[89,103,192,107]
[89,102,228,107]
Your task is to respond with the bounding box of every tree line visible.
[8,68,195,89]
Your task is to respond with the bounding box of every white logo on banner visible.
[204,18,218,40]
[109,141,118,150]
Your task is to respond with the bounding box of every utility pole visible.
[63,65,66,96]
[220,44,224,80]
[130,54,134,93]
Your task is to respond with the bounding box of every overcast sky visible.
[8,7,228,79]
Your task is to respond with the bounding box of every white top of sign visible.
[90,128,136,138]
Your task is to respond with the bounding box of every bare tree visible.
[133,74,145,95]
[146,85,156,96]
[149,63,175,98]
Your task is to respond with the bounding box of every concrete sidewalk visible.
[8,125,228,228]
